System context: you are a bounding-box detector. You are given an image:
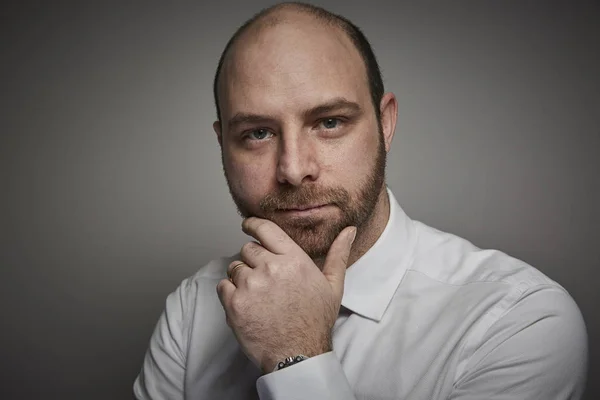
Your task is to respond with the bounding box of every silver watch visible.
[274,355,309,371]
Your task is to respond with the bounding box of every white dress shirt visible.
[134,188,588,399]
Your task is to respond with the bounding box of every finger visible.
[242,217,295,255]
[216,278,236,310]
[227,260,253,285]
[322,226,357,300]
[240,241,271,267]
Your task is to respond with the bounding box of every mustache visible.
[260,185,350,212]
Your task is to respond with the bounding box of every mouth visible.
[280,204,328,211]
[275,204,332,217]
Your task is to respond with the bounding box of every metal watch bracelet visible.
[273,355,309,372]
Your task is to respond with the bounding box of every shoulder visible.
[452,275,588,398]
[158,253,241,317]
[159,254,240,336]
[408,220,586,337]
[406,218,585,334]
[407,221,587,396]
[191,254,240,281]
[410,220,561,292]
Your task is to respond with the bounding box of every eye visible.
[320,118,341,129]
[247,128,272,141]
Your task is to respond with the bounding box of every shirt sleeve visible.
[133,279,192,400]
[449,286,588,400]
[256,351,357,400]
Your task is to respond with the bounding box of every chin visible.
[278,218,343,259]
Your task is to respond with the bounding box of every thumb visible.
[322,226,357,299]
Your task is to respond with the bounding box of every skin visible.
[213,9,398,373]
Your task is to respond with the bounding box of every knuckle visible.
[245,274,259,290]
[227,260,239,272]
[340,252,350,266]
[239,243,250,258]
[216,279,227,294]
[264,258,278,273]
[264,259,288,280]
[240,241,258,258]
[274,232,288,246]
[230,295,247,316]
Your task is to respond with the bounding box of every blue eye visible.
[321,118,340,129]
[248,129,271,140]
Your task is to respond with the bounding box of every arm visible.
[133,279,191,400]
[449,286,588,400]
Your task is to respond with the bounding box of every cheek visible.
[323,131,379,180]
[226,153,275,202]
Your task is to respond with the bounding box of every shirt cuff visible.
[256,351,356,400]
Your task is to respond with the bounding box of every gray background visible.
[1,1,598,399]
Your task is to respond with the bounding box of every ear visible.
[213,120,223,148]
[379,93,398,153]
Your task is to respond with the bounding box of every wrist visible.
[272,355,310,372]
[263,342,332,374]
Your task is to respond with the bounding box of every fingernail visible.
[349,227,357,245]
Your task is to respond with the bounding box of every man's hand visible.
[216,217,357,374]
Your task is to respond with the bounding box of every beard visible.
[223,132,387,260]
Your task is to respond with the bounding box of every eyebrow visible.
[302,97,363,120]
[226,97,363,131]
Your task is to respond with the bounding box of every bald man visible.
[134,3,587,399]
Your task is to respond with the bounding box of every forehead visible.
[219,16,371,122]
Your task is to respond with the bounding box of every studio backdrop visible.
[1,1,598,399]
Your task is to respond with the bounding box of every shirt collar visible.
[341,187,416,322]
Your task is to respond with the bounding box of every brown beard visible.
[224,131,386,260]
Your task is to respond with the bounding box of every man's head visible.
[213,2,386,130]
[212,2,397,260]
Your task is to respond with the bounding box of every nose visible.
[276,131,320,186]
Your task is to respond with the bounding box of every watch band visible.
[274,355,309,371]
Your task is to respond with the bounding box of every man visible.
[134,2,588,399]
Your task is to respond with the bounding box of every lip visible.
[277,204,331,216]
[283,204,327,211]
